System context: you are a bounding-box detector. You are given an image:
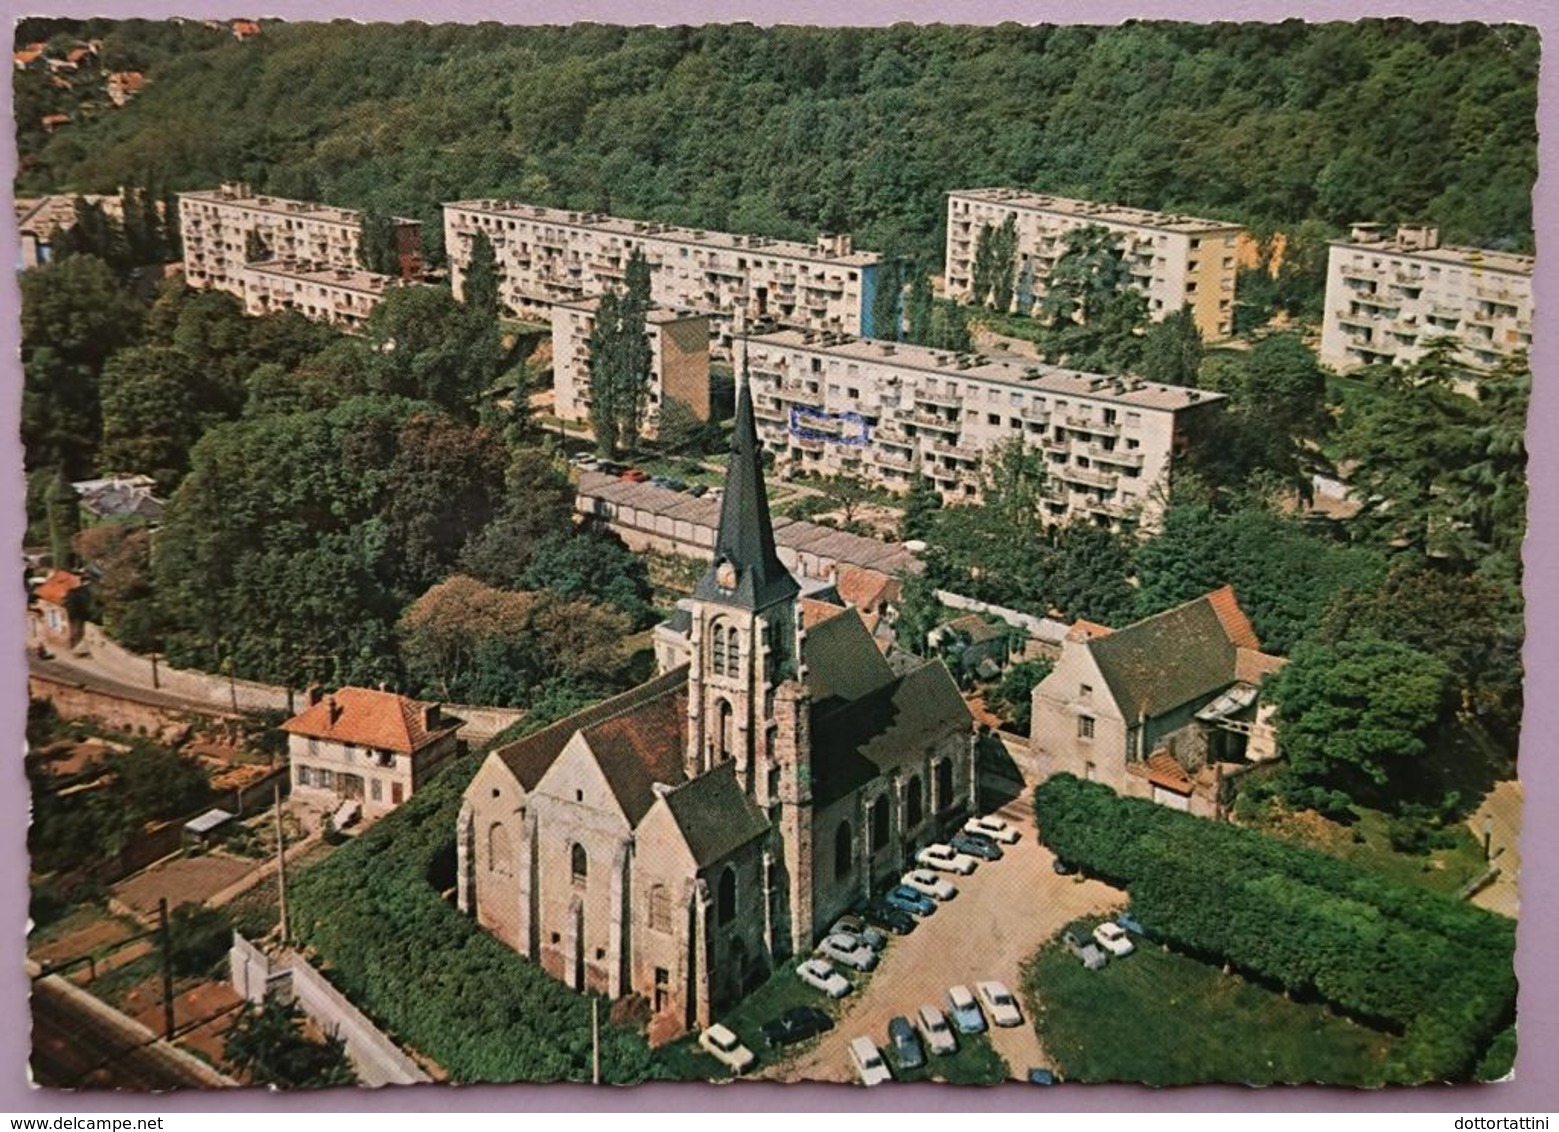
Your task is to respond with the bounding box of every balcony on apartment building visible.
[1088,444,1144,469]
[899,409,962,434]
[930,439,981,463]
[1063,415,1121,438]
[872,447,916,471]
[914,388,964,410]
[1055,464,1119,491]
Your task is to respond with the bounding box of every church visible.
[456,379,975,1037]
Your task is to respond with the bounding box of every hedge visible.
[288,750,659,1084]
[1034,775,1515,1082]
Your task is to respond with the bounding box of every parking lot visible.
[772,792,1125,1083]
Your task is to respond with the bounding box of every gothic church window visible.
[571,843,588,886]
[649,884,672,932]
[726,627,740,674]
[712,623,727,676]
[907,776,924,828]
[834,821,853,880]
[718,866,737,926]
[871,795,890,852]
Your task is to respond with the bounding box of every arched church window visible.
[712,623,727,676]
[906,775,924,828]
[871,795,890,852]
[834,821,853,880]
[648,884,672,933]
[718,866,737,926]
[936,758,955,813]
[717,699,734,760]
[488,822,513,877]
[726,627,740,675]
[571,843,588,886]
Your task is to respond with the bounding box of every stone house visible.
[458,380,974,1038]
[30,569,86,653]
[282,686,461,820]
[1029,586,1284,818]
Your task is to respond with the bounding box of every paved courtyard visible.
[774,792,1124,1083]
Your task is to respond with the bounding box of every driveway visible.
[1468,778,1521,918]
[776,793,1124,1083]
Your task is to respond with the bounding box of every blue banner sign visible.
[788,406,871,446]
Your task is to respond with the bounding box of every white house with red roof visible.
[282,686,461,820]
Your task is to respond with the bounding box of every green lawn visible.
[1250,803,1487,897]
[893,1031,1010,1085]
[1023,928,1403,1086]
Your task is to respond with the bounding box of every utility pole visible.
[149,651,160,690]
[591,997,600,1085]
[157,898,175,1040]
[274,783,289,945]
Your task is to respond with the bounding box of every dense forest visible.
[16,19,1538,267]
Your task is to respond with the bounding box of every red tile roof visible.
[801,596,846,629]
[281,687,458,753]
[35,570,83,607]
[836,565,898,613]
[1144,751,1194,795]
[14,48,42,66]
[1207,584,1261,651]
[1066,619,1114,642]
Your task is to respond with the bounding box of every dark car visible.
[884,885,936,917]
[759,1005,835,1048]
[686,484,709,497]
[1052,858,1075,875]
[863,903,917,935]
[1117,911,1146,936]
[597,461,625,476]
[951,832,1003,861]
[887,1015,925,1070]
[1027,1067,1059,1086]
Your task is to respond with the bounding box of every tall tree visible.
[463,230,500,324]
[1138,305,1203,387]
[45,469,79,570]
[98,346,207,488]
[223,998,356,1089]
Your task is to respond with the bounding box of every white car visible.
[965,815,1020,844]
[916,1004,958,1056]
[1093,921,1136,957]
[901,868,958,901]
[916,843,978,875]
[797,957,853,998]
[976,980,1023,1027]
[849,1035,893,1086]
[817,932,879,972]
[698,1023,756,1075]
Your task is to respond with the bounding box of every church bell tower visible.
[684,368,801,800]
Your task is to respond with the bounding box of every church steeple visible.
[694,371,800,612]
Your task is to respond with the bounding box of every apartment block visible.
[1320,224,1533,374]
[736,329,1224,535]
[551,297,711,439]
[444,200,880,342]
[945,188,1243,341]
[243,259,420,332]
[178,183,422,297]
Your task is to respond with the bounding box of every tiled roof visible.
[281,686,460,754]
[1066,619,1114,642]
[1207,585,1261,651]
[1142,751,1195,795]
[836,566,898,613]
[809,660,971,807]
[800,597,846,629]
[1087,594,1240,719]
[1235,648,1287,685]
[35,570,84,607]
[803,607,896,705]
[943,614,1009,645]
[663,761,771,867]
[494,665,689,791]
[581,682,689,825]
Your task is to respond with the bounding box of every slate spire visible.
[693,364,800,611]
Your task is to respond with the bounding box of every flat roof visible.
[737,329,1224,413]
[16,194,119,236]
[1329,239,1534,278]
[181,187,419,230]
[446,199,880,268]
[247,258,411,296]
[949,187,1242,235]
[553,295,711,325]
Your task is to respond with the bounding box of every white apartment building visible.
[178,183,422,297]
[243,259,420,332]
[1320,224,1533,375]
[945,188,1243,341]
[736,329,1225,535]
[444,200,882,341]
[551,297,711,439]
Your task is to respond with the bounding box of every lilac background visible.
[0,0,1552,1112]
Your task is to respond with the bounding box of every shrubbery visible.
[288,749,659,1084]
[1033,775,1515,1082]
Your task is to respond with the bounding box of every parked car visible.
[1061,928,1108,970]
[887,1015,925,1070]
[698,1023,756,1074]
[965,815,1020,844]
[976,980,1023,1027]
[620,468,650,483]
[1116,911,1147,936]
[1026,1067,1059,1086]
[849,1036,893,1086]
[649,475,673,489]
[664,477,688,491]
[568,453,600,470]
[901,869,958,901]
[946,985,986,1034]
[884,886,937,918]
[916,843,978,875]
[759,1005,834,1048]
[797,957,853,997]
[1052,858,1075,876]
[950,832,1003,861]
[1093,922,1135,957]
[597,460,625,476]
[864,903,918,935]
[916,1004,958,1056]
[685,484,709,498]
[829,917,888,951]
[817,932,879,972]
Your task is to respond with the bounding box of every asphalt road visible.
[776,793,1124,1083]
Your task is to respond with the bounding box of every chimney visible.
[305,683,324,707]
[326,695,341,724]
[422,703,442,732]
